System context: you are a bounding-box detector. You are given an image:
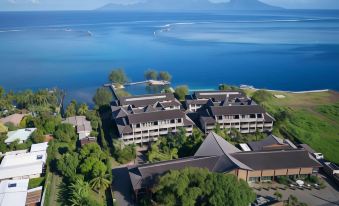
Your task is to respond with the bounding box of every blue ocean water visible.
[0,10,339,103]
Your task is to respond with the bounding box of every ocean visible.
[0,10,338,103]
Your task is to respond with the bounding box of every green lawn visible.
[246,90,339,164]
[28,177,45,189]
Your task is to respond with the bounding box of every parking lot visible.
[255,175,339,206]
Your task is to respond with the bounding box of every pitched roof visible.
[194,132,240,157]
[127,109,185,124]
[128,156,221,190]
[5,128,37,144]
[119,93,176,108]
[0,113,25,126]
[231,150,322,170]
[210,105,266,116]
[248,135,290,151]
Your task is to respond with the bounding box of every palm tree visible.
[69,178,90,206]
[90,173,111,193]
[77,103,89,116]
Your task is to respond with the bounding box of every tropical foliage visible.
[174,85,189,101]
[109,68,128,85]
[154,167,256,206]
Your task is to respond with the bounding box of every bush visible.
[252,90,272,103]
[276,176,289,185]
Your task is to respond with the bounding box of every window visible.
[178,119,182,123]
[257,114,263,118]
[261,176,272,182]
[234,115,240,119]
[248,177,259,183]
[250,114,256,118]
[37,155,43,160]
[8,183,17,188]
[154,121,158,126]
[136,124,140,128]
[242,115,246,119]
[170,119,175,124]
[218,116,223,120]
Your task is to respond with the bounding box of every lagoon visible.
[0,10,339,103]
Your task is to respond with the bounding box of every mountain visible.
[98,0,282,11]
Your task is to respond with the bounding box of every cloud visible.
[31,0,39,4]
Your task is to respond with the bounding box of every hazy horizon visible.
[1,0,339,11]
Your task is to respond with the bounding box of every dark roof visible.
[210,105,266,116]
[231,150,322,170]
[127,109,185,124]
[193,91,246,102]
[118,93,177,107]
[195,132,241,156]
[248,135,292,151]
[264,113,276,122]
[127,132,323,192]
[128,156,221,190]
[299,144,317,154]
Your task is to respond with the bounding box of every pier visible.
[124,80,170,86]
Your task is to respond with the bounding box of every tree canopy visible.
[158,71,172,81]
[174,85,189,101]
[154,167,255,206]
[54,123,77,143]
[93,88,113,107]
[109,68,128,85]
[145,69,158,80]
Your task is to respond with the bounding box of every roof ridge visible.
[139,156,217,170]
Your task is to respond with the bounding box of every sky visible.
[0,0,339,11]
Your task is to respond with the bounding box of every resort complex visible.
[111,91,275,145]
[111,93,194,144]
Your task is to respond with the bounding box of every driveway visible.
[112,166,135,206]
[256,175,339,206]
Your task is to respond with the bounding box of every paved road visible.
[112,166,135,206]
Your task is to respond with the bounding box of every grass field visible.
[245,89,339,164]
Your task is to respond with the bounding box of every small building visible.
[0,179,42,206]
[0,179,29,206]
[247,135,297,151]
[0,143,48,181]
[62,116,92,141]
[80,137,97,147]
[5,128,37,145]
[0,113,25,127]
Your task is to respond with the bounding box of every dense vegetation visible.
[213,124,267,145]
[144,69,172,81]
[109,68,128,85]
[0,86,64,117]
[146,128,204,162]
[93,88,113,107]
[151,167,255,206]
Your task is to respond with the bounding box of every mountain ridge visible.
[98,0,282,11]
